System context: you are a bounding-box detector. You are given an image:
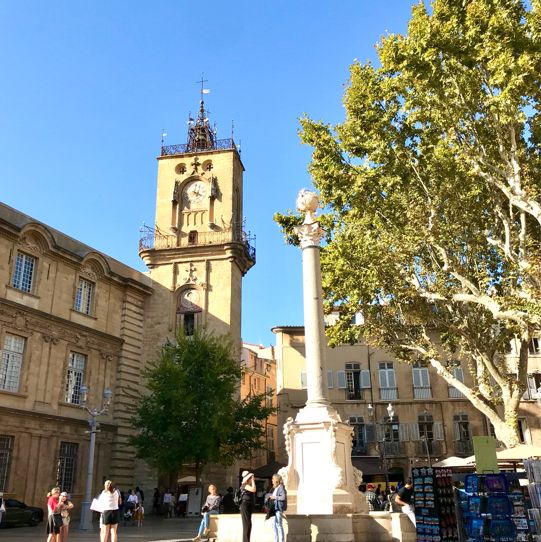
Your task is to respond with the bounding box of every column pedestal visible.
[280,406,366,515]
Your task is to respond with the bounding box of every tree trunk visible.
[489,413,521,449]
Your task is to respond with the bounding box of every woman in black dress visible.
[239,471,256,542]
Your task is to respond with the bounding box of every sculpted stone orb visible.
[296,189,319,224]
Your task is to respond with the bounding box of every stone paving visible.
[0,516,201,542]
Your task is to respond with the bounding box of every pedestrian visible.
[163,489,173,518]
[194,484,221,541]
[152,488,160,516]
[134,501,144,527]
[135,486,144,505]
[239,471,256,542]
[0,491,5,527]
[395,478,415,525]
[58,492,74,542]
[46,487,62,542]
[221,487,237,513]
[100,480,122,542]
[364,483,380,511]
[268,474,287,542]
[126,489,138,517]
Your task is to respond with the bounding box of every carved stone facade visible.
[0,202,152,510]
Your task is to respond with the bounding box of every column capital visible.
[294,222,325,249]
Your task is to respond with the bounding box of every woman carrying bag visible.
[268,474,287,542]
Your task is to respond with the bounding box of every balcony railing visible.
[455,439,474,456]
[414,386,432,399]
[379,387,398,400]
[161,138,237,156]
[139,225,256,262]
[382,441,404,456]
[448,386,465,399]
[352,444,368,456]
[347,390,363,401]
[416,440,444,457]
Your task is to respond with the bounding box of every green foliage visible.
[281,0,541,446]
[130,328,275,478]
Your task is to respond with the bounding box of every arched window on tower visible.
[188,230,198,245]
[176,288,202,336]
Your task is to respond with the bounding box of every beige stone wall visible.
[0,218,151,509]
[273,326,541,479]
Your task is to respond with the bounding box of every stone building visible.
[240,344,278,469]
[0,96,257,509]
[0,203,152,507]
[272,324,541,484]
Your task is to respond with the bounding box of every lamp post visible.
[78,385,113,531]
[368,403,395,491]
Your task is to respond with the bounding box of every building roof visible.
[0,201,153,291]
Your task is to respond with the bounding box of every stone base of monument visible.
[210,512,416,542]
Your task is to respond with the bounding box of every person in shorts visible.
[100,480,122,542]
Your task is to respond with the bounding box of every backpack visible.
[233,488,243,507]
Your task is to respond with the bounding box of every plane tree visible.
[277,0,541,447]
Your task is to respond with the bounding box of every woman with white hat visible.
[239,471,256,542]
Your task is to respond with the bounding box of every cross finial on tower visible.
[196,74,209,103]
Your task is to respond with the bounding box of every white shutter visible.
[433,421,444,441]
[399,423,409,441]
[412,367,422,388]
[388,368,396,388]
[300,372,307,390]
[421,367,430,387]
[337,370,347,389]
[360,369,371,389]
[379,368,388,388]
[409,423,420,441]
[327,370,334,389]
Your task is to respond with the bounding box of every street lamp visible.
[368,403,394,491]
[78,385,113,531]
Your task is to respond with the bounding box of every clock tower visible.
[139,97,255,352]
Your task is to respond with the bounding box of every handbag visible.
[201,505,209,513]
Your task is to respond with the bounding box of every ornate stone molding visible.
[80,265,98,281]
[294,222,325,249]
[17,235,43,255]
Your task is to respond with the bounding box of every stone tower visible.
[139,97,256,355]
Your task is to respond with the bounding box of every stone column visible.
[278,190,365,516]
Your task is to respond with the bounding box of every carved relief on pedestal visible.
[329,420,346,490]
[279,417,299,489]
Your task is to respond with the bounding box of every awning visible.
[351,457,385,476]
[253,460,286,479]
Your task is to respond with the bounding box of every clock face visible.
[184,181,207,206]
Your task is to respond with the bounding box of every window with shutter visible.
[337,371,347,389]
[365,423,376,443]
[327,370,334,389]
[360,369,371,389]
[398,423,409,442]
[300,372,307,390]
[409,423,420,441]
[433,421,444,441]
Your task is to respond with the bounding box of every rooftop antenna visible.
[161,129,167,147]
[231,120,235,141]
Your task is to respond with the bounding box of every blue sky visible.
[0,1,413,345]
